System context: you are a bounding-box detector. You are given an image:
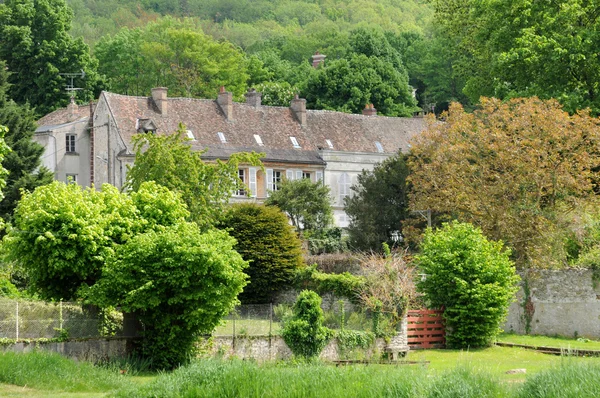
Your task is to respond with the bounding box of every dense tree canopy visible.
[0,62,53,222]
[265,177,332,233]
[95,17,250,98]
[345,153,411,251]
[409,97,600,267]
[220,203,304,304]
[430,0,600,113]
[0,0,101,114]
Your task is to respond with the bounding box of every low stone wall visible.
[1,338,132,362]
[504,269,600,338]
[206,335,389,361]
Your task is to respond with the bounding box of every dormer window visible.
[136,118,157,134]
[218,132,227,143]
[326,139,334,149]
[186,130,196,140]
[254,134,264,146]
[290,136,301,149]
[375,141,384,153]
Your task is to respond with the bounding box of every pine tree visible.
[0,62,53,222]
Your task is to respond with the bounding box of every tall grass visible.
[0,351,132,393]
[516,360,600,398]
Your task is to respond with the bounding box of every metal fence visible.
[0,299,376,340]
[0,298,136,340]
[214,301,375,337]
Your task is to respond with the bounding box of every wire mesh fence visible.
[0,298,137,340]
[0,298,378,340]
[213,301,376,337]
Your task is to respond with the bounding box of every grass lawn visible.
[497,332,600,350]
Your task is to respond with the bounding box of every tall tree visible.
[409,97,600,268]
[0,62,53,222]
[0,0,101,115]
[345,153,411,251]
[125,124,262,229]
[95,17,250,98]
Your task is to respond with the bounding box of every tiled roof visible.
[36,103,92,128]
[39,91,426,162]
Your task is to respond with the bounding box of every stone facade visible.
[503,268,600,338]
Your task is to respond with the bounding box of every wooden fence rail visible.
[406,309,445,349]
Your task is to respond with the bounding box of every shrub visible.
[281,290,332,359]
[416,221,520,348]
[295,264,365,302]
[220,203,304,304]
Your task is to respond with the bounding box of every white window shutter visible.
[296,170,303,180]
[249,167,257,197]
[267,169,274,192]
[316,171,323,182]
[286,170,294,181]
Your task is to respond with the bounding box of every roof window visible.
[375,141,384,153]
[186,130,196,141]
[217,132,227,143]
[290,136,301,149]
[326,139,334,149]
[254,134,264,146]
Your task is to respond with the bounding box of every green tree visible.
[0,0,101,114]
[0,62,53,222]
[89,223,247,369]
[345,153,411,251]
[430,0,600,113]
[2,181,188,300]
[265,177,332,233]
[416,221,519,348]
[96,17,249,98]
[281,290,332,359]
[220,203,304,304]
[125,124,262,229]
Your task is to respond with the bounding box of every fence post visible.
[269,303,273,337]
[15,301,19,341]
[59,301,63,331]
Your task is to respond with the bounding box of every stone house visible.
[35,88,425,226]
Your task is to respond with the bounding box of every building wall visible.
[503,269,600,338]
[33,119,91,187]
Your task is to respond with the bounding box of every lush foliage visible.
[416,222,520,348]
[516,361,600,398]
[295,264,365,301]
[125,125,262,229]
[265,177,332,233]
[3,181,185,300]
[430,0,600,114]
[0,0,101,114]
[220,203,303,304]
[0,61,53,222]
[95,17,249,98]
[89,223,247,369]
[409,98,600,268]
[345,153,411,251]
[305,227,347,255]
[281,290,332,360]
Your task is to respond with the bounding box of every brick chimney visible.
[66,97,78,122]
[362,103,377,116]
[312,52,326,68]
[151,87,168,116]
[245,88,261,107]
[290,95,306,126]
[217,86,233,121]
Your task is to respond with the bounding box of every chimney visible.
[290,95,306,126]
[67,97,78,122]
[245,88,261,107]
[362,103,377,116]
[312,51,326,68]
[151,87,168,116]
[217,86,233,121]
